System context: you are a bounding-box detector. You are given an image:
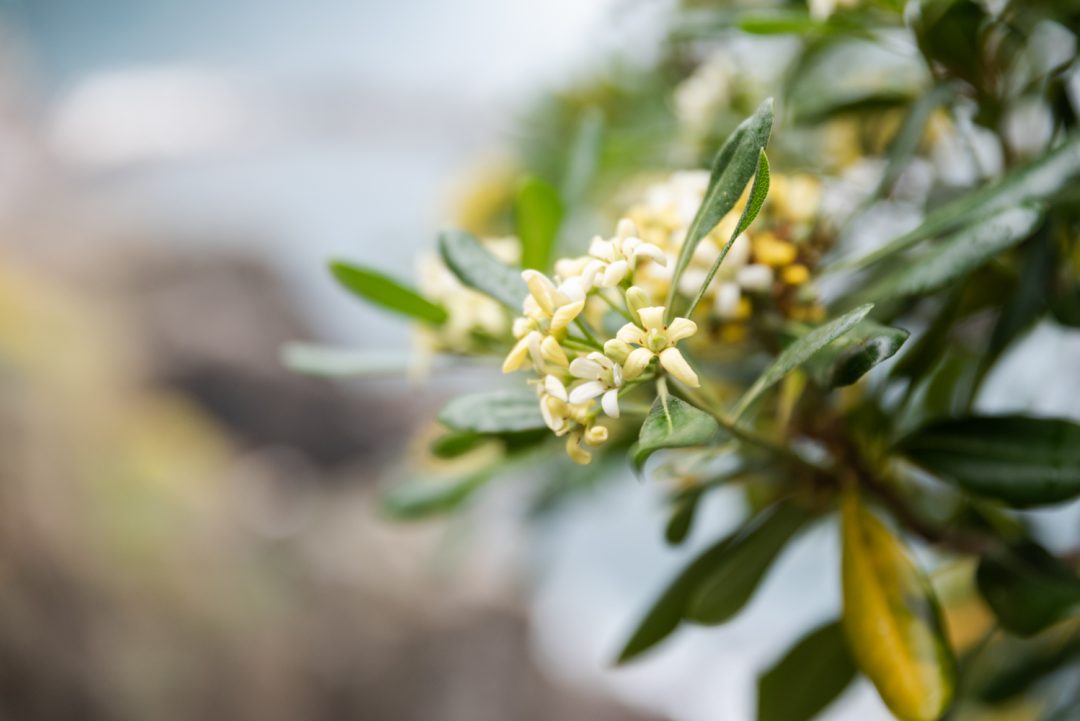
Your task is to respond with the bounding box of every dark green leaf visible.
[1052,284,1080,328]
[757,620,857,721]
[732,304,874,419]
[966,621,1080,703]
[807,320,909,387]
[329,261,447,325]
[615,532,737,664]
[632,396,724,472]
[666,98,774,319]
[516,176,563,271]
[665,490,703,546]
[977,542,1080,637]
[380,471,490,520]
[844,133,1080,270]
[857,205,1042,303]
[685,501,812,624]
[438,390,546,434]
[439,228,528,309]
[687,149,771,315]
[900,415,1080,507]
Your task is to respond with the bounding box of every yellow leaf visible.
[841,493,956,721]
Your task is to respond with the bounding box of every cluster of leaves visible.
[291,0,1080,719]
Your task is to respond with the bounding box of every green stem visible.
[574,318,602,348]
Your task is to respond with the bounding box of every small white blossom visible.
[568,351,623,418]
[615,306,700,387]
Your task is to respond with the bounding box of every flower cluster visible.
[502,219,700,464]
[625,170,826,343]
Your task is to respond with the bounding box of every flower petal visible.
[550,299,586,332]
[565,433,592,465]
[544,375,568,402]
[667,317,698,343]
[714,282,741,320]
[603,339,633,363]
[502,333,533,373]
[569,356,604,380]
[569,380,606,404]
[623,347,655,380]
[616,323,646,345]
[660,347,700,388]
[522,270,555,314]
[601,388,620,418]
[737,263,774,292]
[634,242,667,265]
[637,306,666,331]
[601,260,629,288]
[540,336,569,367]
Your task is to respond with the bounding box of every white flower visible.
[503,270,587,373]
[614,306,700,387]
[587,219,667,288]
[568,351,623,418]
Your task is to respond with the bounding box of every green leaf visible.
[430,430,487,459]
[757,620,857,721]
[666,98,774,319]
[685,501,812,625]
[786,39,928,123]
[876,83,957,197]
[438,228,528,310]
[665,490,703,545]
[632,396,723,472]
[899,415,1080,507]
[841,494,955,721]
[732,304,874,419]
[438,390,546,434]
[516,176,564,270]
[856,205,1043,303]
[806,320,910,388]
[976,541,1080,637]
[737,10,824,35]
[281,343,418,378]
[843,132,1080,270]
[329,261,447,325]
[615,531,737,664]
[380,471,490,520]
[965,620,1080,704]
[687,149,771,315]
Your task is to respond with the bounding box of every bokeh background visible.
[2,2,1078,721]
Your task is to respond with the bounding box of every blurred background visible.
[0,1,670,720]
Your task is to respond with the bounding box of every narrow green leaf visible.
[856,205,1042,303]
[329,261,447,325]
[757,620,857,721]
[976,541,1080,637]
[615,532,737,664]
[438,228,528,310]
[438,390,546,434]
[900,415,1080,507]
[281,343,419,378]
[666,98,774,320]
[687,149,771,315]
[737,10,823,35]
[632,396,724,472]
[806,320,910,387]
[685,501,812,624]
[876,83,957,197]
[665,491,702,545]
[380,471,490,520]
[561,107,604,205]
[732,304,873,420]
[841,494,955,721]
[516,176,564,270]
[843,132,1080,270]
